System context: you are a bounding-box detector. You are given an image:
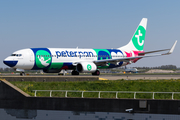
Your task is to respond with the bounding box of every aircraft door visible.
[30,52,34,62]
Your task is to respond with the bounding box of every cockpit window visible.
[11,54,16,56]
[11,54,22,57]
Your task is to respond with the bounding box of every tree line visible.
[136,65,177,70]
[0,68,14,72]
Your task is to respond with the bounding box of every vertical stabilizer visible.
[120,18,147,51]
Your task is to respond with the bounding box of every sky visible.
[0,0,180,68]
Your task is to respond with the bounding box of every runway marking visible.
[99,78,108,80]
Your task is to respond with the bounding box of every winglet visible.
[163,40,177,55]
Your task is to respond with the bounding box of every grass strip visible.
[9,79,180,99]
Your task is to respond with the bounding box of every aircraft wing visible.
[94,40,177,66]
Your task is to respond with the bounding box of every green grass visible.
[9,79,180,99]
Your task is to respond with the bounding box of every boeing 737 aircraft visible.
[3,18,177,76]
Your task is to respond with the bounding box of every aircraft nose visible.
[3,58,18,67]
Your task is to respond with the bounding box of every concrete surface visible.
[99,75,180,80]
[0,76,99,82]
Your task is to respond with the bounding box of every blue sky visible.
[0,0,180,68]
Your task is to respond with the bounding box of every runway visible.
[99,74,180,80]
[1,74,180,81]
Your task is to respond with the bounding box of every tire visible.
[58,73,63,75]
[72,70,79,75]
[92,70,100,76]
[20,72,25,76]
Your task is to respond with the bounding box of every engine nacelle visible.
[43,69,61,73]
[77,62,97,73]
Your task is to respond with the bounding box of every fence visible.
[32,90,180,100]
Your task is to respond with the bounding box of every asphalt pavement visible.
[99,75,180,80]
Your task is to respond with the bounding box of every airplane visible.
[124,66,138,73]
[3,18,177,76]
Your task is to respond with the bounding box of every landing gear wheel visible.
[20,72,25,76]
[71,70,79,75]
[92,70,100,76]
[58,73,63,75]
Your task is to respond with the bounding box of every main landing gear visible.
[92,70,100,76]
[71,70,79,75]
[20,72,25,76]
[71,70,100,76]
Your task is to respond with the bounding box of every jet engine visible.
[76,62,97,73]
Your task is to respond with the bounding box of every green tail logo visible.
[132,25,146,51]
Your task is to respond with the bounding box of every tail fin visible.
[120,18,147,51]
